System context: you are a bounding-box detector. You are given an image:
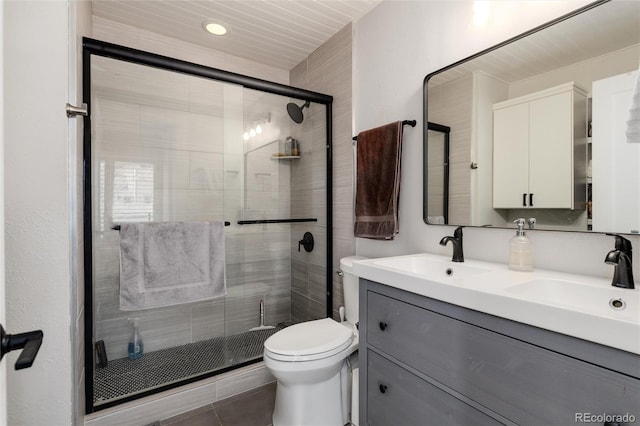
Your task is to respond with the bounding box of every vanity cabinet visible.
[359,279,640,425]
[492,82,587,209]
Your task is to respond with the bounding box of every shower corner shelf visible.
[271,154,300,160]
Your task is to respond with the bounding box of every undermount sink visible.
[505,278,639,321]
[370,255,493,280]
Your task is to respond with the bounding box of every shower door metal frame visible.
[82,37,334,413]
[426,122,450,224]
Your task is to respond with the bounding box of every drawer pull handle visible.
[378,322,388,331]
[379,384,388,394]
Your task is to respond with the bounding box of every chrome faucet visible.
[440,226,464,262]
[604,234,635,289]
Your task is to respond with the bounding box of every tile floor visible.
[156,382,276,426]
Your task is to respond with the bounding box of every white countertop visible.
[353,253,640,355]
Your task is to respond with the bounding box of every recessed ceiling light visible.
[472,1,491,28]
[202,20,228,36]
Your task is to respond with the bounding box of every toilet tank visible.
[340,256,367,324]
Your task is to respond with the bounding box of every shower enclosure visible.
[83,39,333,412]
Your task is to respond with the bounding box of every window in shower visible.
[83,38,333,412]
[112,161,154,223]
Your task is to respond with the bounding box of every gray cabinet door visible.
[367,350,504,426]
[366,290,640,425]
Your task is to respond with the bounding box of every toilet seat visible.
[264,318,354,362]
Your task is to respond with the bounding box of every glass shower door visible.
[84,39,333,412]
[90,56,246,406]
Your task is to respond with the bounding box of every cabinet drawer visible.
[367,350,503,426]
[366,290,640,425]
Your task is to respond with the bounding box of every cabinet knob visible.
[378,321,388,331]
[379,384,388,394]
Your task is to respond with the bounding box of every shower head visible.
[287,100,310,123]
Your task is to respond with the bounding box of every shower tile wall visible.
[220,170,293,335]
[288,113,327,323]
[92,56,292,362]
[290,23,354,322]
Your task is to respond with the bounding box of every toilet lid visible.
[264,318,353,357]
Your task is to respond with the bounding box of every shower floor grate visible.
[94,325,285,405]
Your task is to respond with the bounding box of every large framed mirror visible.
[423,0,640,234]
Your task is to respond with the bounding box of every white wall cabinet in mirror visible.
[424,0,640,234]
[493,83,587,210]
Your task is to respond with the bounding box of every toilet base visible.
[271,362,349,426]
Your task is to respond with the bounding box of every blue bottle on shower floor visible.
[128,317,144,360]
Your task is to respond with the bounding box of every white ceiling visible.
[91,1,639,89]
[91,0,381,71]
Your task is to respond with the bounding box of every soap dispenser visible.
[127,318,144,361]
[509,218,534,271]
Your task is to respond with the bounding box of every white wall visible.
[353,0,639,282]
[0,0,6,422]
[4,1,74,424]
[70,1,93,423]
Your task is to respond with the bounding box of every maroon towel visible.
[354,121,403,240]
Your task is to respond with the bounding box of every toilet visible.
[263,256,366,426]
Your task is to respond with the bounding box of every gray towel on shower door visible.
[119,221,226,310]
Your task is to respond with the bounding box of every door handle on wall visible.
[0,324,44,370]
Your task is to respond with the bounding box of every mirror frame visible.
[422,0,612,231]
